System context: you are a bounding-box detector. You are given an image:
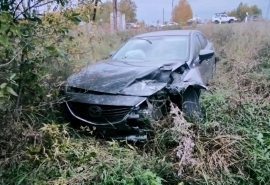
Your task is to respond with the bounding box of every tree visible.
[118,0,137,22]
[228,2,262,21]
[95,0,137,23]
[172,0,193,25]
[0,0,83,113]
[92,0,102,21]
[96,1,113,23]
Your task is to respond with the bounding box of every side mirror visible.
[109,51,116,57]
[199,49,214,62]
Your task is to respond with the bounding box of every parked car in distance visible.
[167,22,179,26]
[159,23,166,28]
[248,14,262,22]
[126,22,140,29]
[187,17,202,25]
[212,13,237,24]
[63,30,217,141]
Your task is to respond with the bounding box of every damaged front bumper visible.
[64,67,210,141]
[64,92,164,141]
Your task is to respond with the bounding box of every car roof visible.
[134,30,197,38]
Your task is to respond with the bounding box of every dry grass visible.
[189,22,270,184]
[1,22,270,185]
[67,27,146,71]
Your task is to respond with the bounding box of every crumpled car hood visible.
[67,59,185,96]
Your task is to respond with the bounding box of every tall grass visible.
[1,22,270,185]
[191,22,270,185]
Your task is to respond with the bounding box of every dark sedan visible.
[64,30,217,140]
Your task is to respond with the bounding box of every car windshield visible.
[112,36,189,61]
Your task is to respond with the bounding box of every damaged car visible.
[63,30,217,140]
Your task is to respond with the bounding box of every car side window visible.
[194,35,201,59]
[198,34,208,49]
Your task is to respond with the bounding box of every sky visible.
[134,0,269,24]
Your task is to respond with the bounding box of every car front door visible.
[221,15,228,23]
[192,34,208,84]
[197,33,214,82]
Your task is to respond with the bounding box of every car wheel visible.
[229,19,234,23]
[182,87,202,120]
[214,20,219,24]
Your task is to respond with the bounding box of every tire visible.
[229,19,234,23]
[182,87,202,120]
[214,20,219,24]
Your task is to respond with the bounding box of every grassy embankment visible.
[1,22,270,185]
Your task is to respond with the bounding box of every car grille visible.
[68,102,132,124]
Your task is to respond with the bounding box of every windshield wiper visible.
[137,38,152,44]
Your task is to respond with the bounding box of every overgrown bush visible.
[0,0,84,170]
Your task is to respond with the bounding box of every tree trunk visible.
[92,0,99,22]
[113,0,117,30]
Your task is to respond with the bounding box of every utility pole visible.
[113,0,118,30]
[163,8,164,23]
[28,0,31,16]
[171,0,174,22]
[267,0,270,19]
